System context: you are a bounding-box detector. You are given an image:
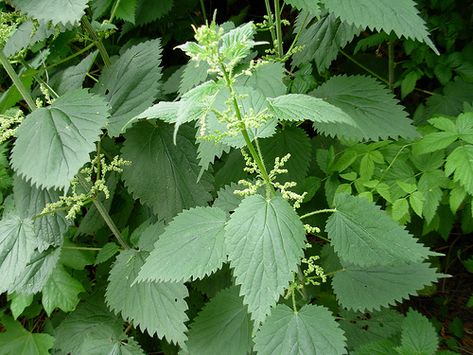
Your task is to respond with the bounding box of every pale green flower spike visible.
[301,255,327,286]
[0,109,24,143]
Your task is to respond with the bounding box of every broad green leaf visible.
[0,214,36,293]
[213,183,245,213]
[322,0,437,52]
[224,195,306,323]
[14,175,68,251]
[121,122,213,220]
[0,315,54,354]
[12,89,109,190]
[3,20,56,57]
[41,264,84,316]
[78,336,145,355]
[94,39,162,136]
[137,206,227,282]
[332,262,440,311]
[445,145,473,194]
[10,0,88,25]
[326,194,433,267]
[186,287,252,355]
[54,295,123,354]
[179,60,209,96]
[396,309,438,355]
[312,75,418,141]
[95,242,120,264]
[106,250,189,345]
[285,0,321,15]
[60,240,95,270]
[115,0,137,23]
[236,62,286,98]
[135,0,174,25]
[254,304,347,355]
[267,94,356,126]
[9,293,34,319]
[413,132,458,155]
[260,126,312,184]
[9,246,62,294]
[355,340,398,355]
[292,13,361,72]
[220,22,256,68]
[339,309,403,351]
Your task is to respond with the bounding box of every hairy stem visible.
[264,0,277,48]
[81,17,111,68]
[0,50,36,111]
[300,208,337,220]
[93,198,129,249]
[109,0,122,22]
[273,0,284,58]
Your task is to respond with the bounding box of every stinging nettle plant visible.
[0,0,447,354]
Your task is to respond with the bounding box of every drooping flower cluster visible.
[0,109,24,143]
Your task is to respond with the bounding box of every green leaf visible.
[14,175,68,251]
[322,0,437,52]
[9,293,34,319]
[312,75,418,141]
[401,71,421,99]
[95,242,120,264]
[137,206,227,282]
[409,191,425,217]
[12,89,109,190]
[326,194,433,267]
[332,261,440,311]
[392,198,409,221]
[267,94,356,126]
[213,183,245,213]
[260,126,312,184]
[450,185,467,214]
[0,315,54,354]
[445,145,473,195]
[94,39,162,136]
[186,287,253,355]
[78,335,145,355]
[396,309,438,355]
[10,0,89,25]
[179,60,209,96]
[41,264,84,316]
[418,170,444,223]
[354,340,398,355]
[54,295,123,354]
[3,20,56,58]
[106,250,189,345]
[292,12,361,73]
[0,213,36,293]
[135,0,173,25]
[115,0,137,23]
[224,195,306,323]
[285,0,321,15]
[121,122,213,220]
[413,132,458,155]
[254,304,347,355]
[235,62,286,98]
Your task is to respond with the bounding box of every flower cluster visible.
[301,255,327,286]
[0,109,24,143]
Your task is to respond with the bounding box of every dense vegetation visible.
[0,0,472,353]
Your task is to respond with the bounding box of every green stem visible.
[45,43,96,70]
[199,0,207,22]
[291,288,298,313]
[93,198,129,249]
[264,0,277,48]
[81,17,111,68]
[109,0,122,22]
[340,50,388,84]
[388,41,395,90]
[300,208,337,220]
[273,0,284,58]
[63,246,102,251]
[286,11,309,59]
[0,50,36,111]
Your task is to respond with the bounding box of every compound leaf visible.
[94,39,162,136]
[137,206,227,283]
[326,194,434,267]
[186,287,253,355]
[254,304,347,355]
[41,264,84,316]
[10,0,88,25]
[12,89,109,190]
[332,262,441,311]
[121,122,213,220]
[445,145,473,195]
[312,75,418,141]
[322,0,437,52]
[106,250,189,345]
[224,195,305,323]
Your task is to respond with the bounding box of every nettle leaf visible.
[12,89,109,190]
[186,287,253,355]
[94,39,162,136]
[322,0,438,52]
[235,62,286,98]
[135,0,174,25]
[137,206,227,283]
[225,195,306,323]
[0,315,54,354]
[397,309,438,355]
[267,94,356,126]
[106,250,189,345]
[312,75,418,141]
[115,0,137,23]
[0,213,36,293]
[254,304,347,355]
[121,122,213,220]
[14,175,68,251]
[285,0,321,15]
[213,183,245,213]
[326,194,434,267]
[179,60,209,96]
[3,20,56,57]
[260,126,312,184]
[10,0,88,25]
[292,13,362,73]
[332,261,441,312]
[78,336,145,355]
[41,264,84,316]
[445,145,473,195]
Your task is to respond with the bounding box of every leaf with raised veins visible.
[10,0,89,25]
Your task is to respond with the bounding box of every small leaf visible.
[254,304,347,355]
[449,185,466,214]
[392,198,409,221]
[413,132,458,155]
[409,191,425,217]
[95,242,120,264]
[106,250,189,345]
[137,206,227,282]
[225,195,306,323]
[445,145,473,194]
[396,309,438,355]
[9,293,34,320]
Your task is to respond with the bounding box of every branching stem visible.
[81,17,111,69]
[300,208,336,220]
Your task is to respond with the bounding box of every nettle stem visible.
[81,17,111,69]
[0,50,36,111]
[93,198,130,250]
[300,208,336,220]
[219,64,274,197]
[273,0,284,58]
